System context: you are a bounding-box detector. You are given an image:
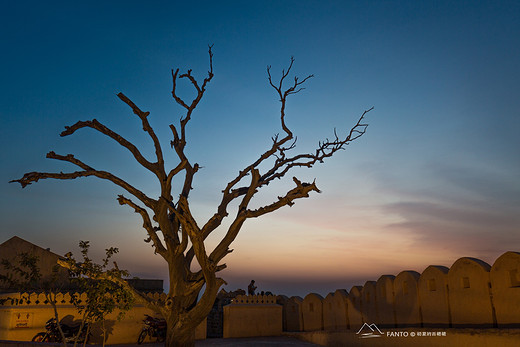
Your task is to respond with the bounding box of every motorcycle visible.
[32,317,90,343]
[137,314,166,344]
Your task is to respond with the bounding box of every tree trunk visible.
[163,258,203,347]
[166,315,196,347]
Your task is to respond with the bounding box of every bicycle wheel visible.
[137,329,148,345]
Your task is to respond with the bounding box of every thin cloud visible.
[376,161,520,260]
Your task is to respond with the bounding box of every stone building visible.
[0,236,70,292]
[0,236,163,294]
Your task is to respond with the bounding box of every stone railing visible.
[0,291,167,306]
[231,294,277,305]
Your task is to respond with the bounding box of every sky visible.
[1,0,519,297]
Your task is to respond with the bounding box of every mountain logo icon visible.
[356,323,384,338]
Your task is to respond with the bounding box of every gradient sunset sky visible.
[1,1,519,297]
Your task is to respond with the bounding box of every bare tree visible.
[12,46,372,347]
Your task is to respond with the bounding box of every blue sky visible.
[1,1,519,297]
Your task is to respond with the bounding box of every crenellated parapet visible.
[289,251,520,332]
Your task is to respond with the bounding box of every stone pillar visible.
[302,293,324,331]
[323,292,335,331]
[394,270,421,327]
[280,296,303,332]
[375,275,396,328]
[448,257,495,327]
[332,289,350,330]
[347,286,363,330]
[362,281,378,324]
[490,251,520,327]
[418,265,450,327]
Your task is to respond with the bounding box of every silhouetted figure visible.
[248,280,257,295]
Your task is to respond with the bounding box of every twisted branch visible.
[60,119,157,175]
[116,195,167,257]
[117,93,165,178]
[11,152,156,209]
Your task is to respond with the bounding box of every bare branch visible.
[208,176,320,265]
[117,195,167,257]
[168,46,214,205]
[177,225,188,256]
[171,68,190,110]
[258,107,373,187]
[171,45,214,142]
[60,118,157,174]
[246,177,320,218]
[11,152,156,209]
[208,169,260,264]
[267,57,313,138]
[175,197,201,237]
[117,93,165,174]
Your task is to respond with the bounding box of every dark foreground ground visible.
[147,336,320,346]
[0,336,320,347]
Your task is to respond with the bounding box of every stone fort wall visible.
[0,292,206,344]
[1,251,518,342]
[282,251,520,332]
